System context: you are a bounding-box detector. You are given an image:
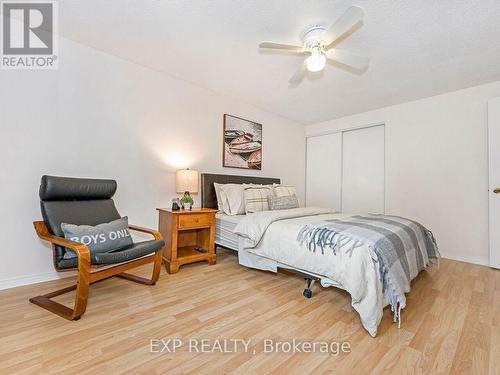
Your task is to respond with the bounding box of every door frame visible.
[488,98,500,269]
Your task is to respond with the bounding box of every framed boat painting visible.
[223,114,262,170]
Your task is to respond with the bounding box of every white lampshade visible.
[176,169,199,193]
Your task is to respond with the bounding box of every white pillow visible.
[244,186,273,213]
[213,183,225,211]
[216,183,277,215]
[219,184,246,215]
[273,184,298,198]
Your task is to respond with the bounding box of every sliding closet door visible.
[306,133,342,210]
[341,125,385,214]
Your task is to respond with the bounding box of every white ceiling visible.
[59,0,500,124]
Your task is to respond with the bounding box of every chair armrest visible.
[33,221,91,260]
[129,224,163,241]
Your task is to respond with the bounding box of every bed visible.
[203,173,342,284]
[201,173,439,337]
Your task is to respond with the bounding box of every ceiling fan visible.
[259,6,369,85]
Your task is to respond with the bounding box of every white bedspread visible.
[233,207,385,337]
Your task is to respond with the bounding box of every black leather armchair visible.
[30,175,165,320]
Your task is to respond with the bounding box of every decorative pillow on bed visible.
[61,217,133,259]
[243,186,272,213]
[273,184,298,198]
[268,194,299,210]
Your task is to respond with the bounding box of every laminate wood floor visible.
[0,249,499,375]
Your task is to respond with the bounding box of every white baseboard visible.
[0,271,74,291]
[440,254,490,267]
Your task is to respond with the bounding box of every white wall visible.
[307,81,500,266]
[0,37,305,289]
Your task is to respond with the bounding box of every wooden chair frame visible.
[30,221,164,320]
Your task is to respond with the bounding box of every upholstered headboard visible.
[200,173,281,209]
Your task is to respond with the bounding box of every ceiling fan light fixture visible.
[258,5,368,85]
[306,51,326,72]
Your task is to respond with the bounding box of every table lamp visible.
[176,168,198,210]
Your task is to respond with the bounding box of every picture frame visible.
[222,114,262,170]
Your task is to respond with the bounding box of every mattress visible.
[215,213,244,250]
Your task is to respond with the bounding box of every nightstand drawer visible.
[178,214,211,229]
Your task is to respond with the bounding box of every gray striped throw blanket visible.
[297,214,439,326]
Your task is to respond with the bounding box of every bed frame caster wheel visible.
[303,278,315,298]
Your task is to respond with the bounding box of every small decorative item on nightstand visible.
[171,198,180,211]
[157,208,218,273]
[182,199,192,210]
[176,168,198,210]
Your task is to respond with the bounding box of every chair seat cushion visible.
[57,239,165,269]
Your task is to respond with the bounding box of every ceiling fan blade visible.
[323,6,364,46]
[259,42,303,53]
[326,49,369,70]
[289,61,307,85]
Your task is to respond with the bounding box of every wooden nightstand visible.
[157,208,218,274]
